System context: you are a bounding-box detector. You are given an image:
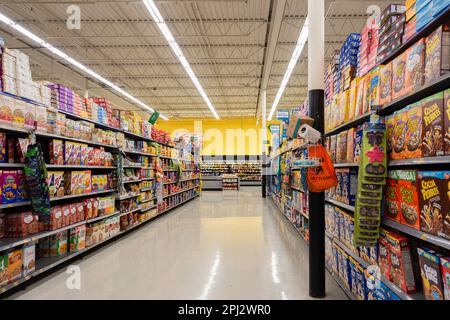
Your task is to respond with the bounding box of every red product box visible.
[69,203,77,225]
[76,202,84,222]
[62,204,71,227]
[49,139,64,165]
[378,230,391,281]
[49,206,63,230]
[386,231,417,293]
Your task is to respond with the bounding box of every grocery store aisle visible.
[10,188,346,300]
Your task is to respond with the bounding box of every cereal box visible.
[444,89,450,155]
[49,139,64,165]
[63,204,71,227]
[441,257,450,300]
[12,100,26,127]
[392,110,407,160]
[16,170,27,202]
[76,202,84,222]
[0,254,8,286]
[421,92,444,157]
[442,171,450,239]
[392,52,407,100]
[387,231,416,293]
[378,230,391,280]
[405,102,423,159]
[396,170,421,230]
[346,128,355,163]
[83,170,92,194]
[47,171,64,198]
[424,24,450,84]
[49,206,63,230]
[69,203,77,225]
[7,249,22,283]
[1,170,18,204]
[22,243,35,277]
[336,131,348,163]
[73,143,81,165]
[0,95,14,123]
[83,198,93,220]
[0,133,6,163]
[69,225,86,252]
[385,171,401,222]
[80,144,88,166]
[379,62,392,105]
[50,231,68,257]
[404,38,425,94]
[64,141,75,165]
[87,147,95,166]
[418,247,444,300]
[418,171,445,236]
[386,114,395,159]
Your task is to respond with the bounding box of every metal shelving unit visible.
[325,198,355,212]
[50,189,115,202]
[382,219,450,251]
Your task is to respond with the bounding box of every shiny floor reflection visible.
[11,188,347,300]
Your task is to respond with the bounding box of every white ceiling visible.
[0,0,389,120]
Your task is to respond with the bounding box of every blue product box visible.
[416,4,434,31]
[433,0,450,17]
[349,257,358,295]
[416,0,432,12]
[355,266,368,300]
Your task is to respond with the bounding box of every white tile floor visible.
[10,187,347,300]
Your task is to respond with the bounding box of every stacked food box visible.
[377,4,406,64]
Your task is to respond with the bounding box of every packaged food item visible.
[392,52,407,100]
[64,141,75,165]
[424,24,450,84]
[0,133,6,163]
[63,204,71,227]
[69,203,77,225]
[378,62,392,105]
[1,170,18,204]
[396,170,421,230]
[386,231,416,293]
[404,39,425,94]
[83,198,93,220]
[421,92,444,157]
[16,170,28,202]
[92,198,99,218]
[69,225,86,252]
[442,171,450,239]
[444,89,450,155]
[50,231,68,257]
[404,102,423,159]
[392,111,407,160]
[385,171,401,222]
[22,243,36,277]
[49,139,64,165]
[0,253,8,286]
[76,202,84,222]
[7,249,22,283]
[418,247,444,300]
[378,230,391,281]
[47,171,64,198]
[418,171,445,236]
[441,257,450,300]
[49,206,63,230]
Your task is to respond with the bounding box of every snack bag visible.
[306,145,338,193]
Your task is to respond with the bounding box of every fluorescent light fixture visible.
[0,12,169,120]
[267,17,309,121]
[142,0,220,120]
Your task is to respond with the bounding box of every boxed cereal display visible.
[386,231,416,293]
[50,231,68,257]
[441,256,450,300]
[404,38,425,94]
[424,23,450,84]
[396,170,421,230]
[22,243,35,277]
[378,62,392,105]
[378,230,391,280]
[49,206,63,230]
[392,110,407,160]
[404,102,422,159]
[385,171,401,222]
[444,89,450,155]
[421,92,444,157]
[7,249,22,283]
[418,247,445,300]
[418,171,445,236]
[0,254,8,286]
[62,204,71,227]
[47,171,64,198]
[69,225,86,252]
[0,170,18,204]
[442,171,450,239]
[48,139,64,165]
[392,52,407,100]
[64,141,75,165]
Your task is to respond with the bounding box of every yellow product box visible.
[348,78,359,121]
[339,90,350,125]
[354,75,366,118]
[12,100,26,127]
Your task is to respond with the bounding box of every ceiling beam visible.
[256,0,286,118]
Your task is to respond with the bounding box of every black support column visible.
[308,0,326,298]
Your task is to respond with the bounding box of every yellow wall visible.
[158,117,280,156]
